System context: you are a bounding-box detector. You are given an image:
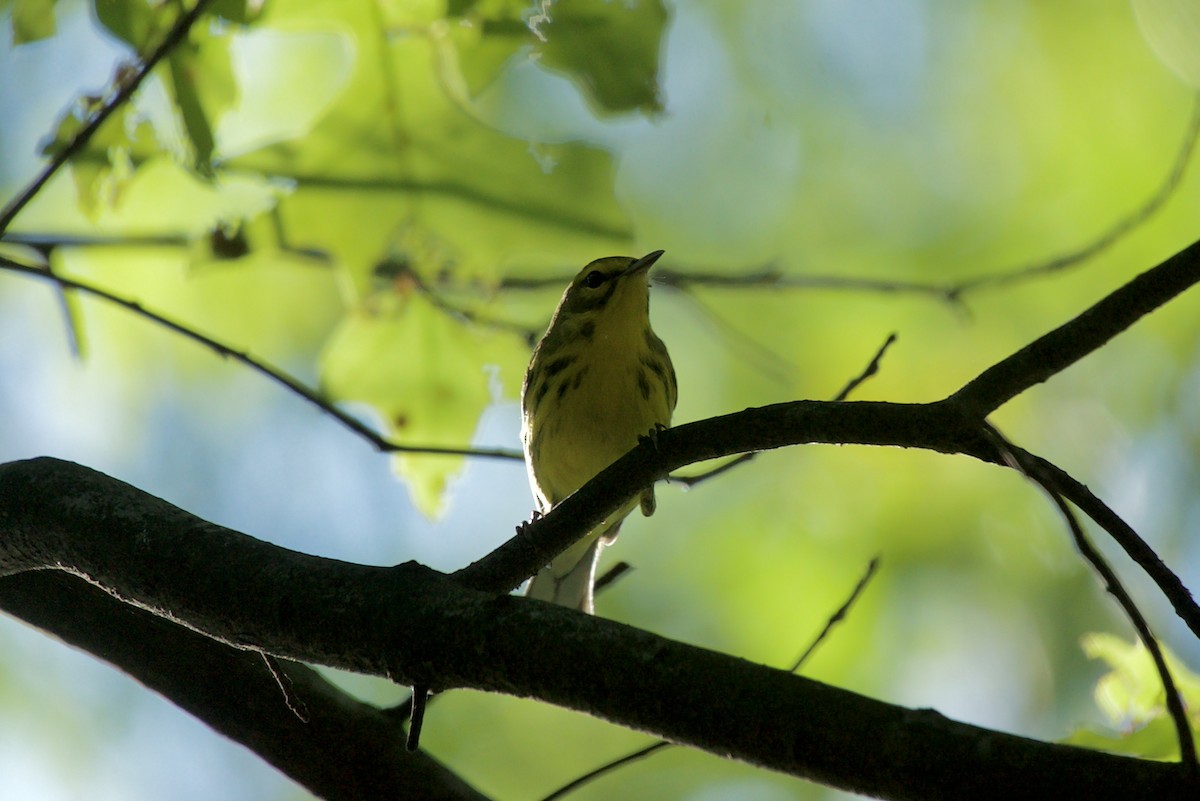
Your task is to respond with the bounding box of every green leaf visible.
[445,0,536,96]
[166,25,238,177]
[40,99,157,219]
[208,0,265,25]
[231,1,632,292]
[319,289,525,518]
[1082,632,1200,725]
[92,0,159,49]
[531,0,667,114]
[1060,633,1200,760]
[12,0,57,43]
[1064,716,1183,761]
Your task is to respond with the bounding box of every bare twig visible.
[593,561,634,594]
[1049,492,1197,772]
[503,95,1200,306]
[668,453,757,489]
[1029,455,1200,639]
[534,556,882,801]
[984,425,1197,772]
[0,257,521,460]
[0,0,219,234]
[951,235,1200,415]
[833,333,898,402]
[670,332,898,489]
[666,287,796,385]
[536,742,670,801]
[790,557,881,673]
[375,257,541,345]
[951,94,1200,294]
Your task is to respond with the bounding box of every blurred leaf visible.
[209,0,265,25]
[37,96,89,159]
[1082,632,1200,726]
[11,0,57,43]
[230,1,631,292]
[445,0,536,96]
[92,0,161,49]
[319,288,525,517]
[531,0,667,114]
[1063,716,1183,760]
[1060,633,1200,760]
[213,28,354,158]
[166,25,238,177]
[38,99,158,219]
[1133,0,1200,87]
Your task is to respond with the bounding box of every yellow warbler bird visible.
[521,250,677,613]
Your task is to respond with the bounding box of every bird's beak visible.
[626,250,665,276]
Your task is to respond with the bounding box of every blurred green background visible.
[1,0,1199,798]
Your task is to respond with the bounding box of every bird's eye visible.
[583,270,606,289]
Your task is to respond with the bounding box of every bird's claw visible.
[638,422,668,450]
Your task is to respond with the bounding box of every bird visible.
[520,250,677,613]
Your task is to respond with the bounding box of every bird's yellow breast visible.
[523,316,673,510]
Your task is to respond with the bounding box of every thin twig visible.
[1029,454,1200,640]
[0,0,219,234]
[984,425,1197,772]
[833,333,898,402]
[790,557,881,673]
[951,235,1200,415]
[667,287,796,385]
[593,561,634,594]
[376,257,541,345]
[534,558,880,801]
[668,453,757,489]
[951,93,1200,295]
[504,94,1200,306]
[670,332,898,489]
[0,257,521,460]
[536,742,670,801]
[1051,492,1197,770]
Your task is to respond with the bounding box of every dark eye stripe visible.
[577,278,619,312]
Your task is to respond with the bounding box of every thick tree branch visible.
[950,235,1200,414]
[0,457,1195,801]
[0,571,488,801]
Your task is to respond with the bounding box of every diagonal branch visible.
[0,256,521,460]
[983,426,1197,771]
[950,235,1200,415]
[0,0,219,234]
[456,234,1200,631]
[1015,449,1200,640]
[0,457,1195,801]
[0,569,490,801]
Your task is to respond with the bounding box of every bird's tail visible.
[525,522,621,613]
